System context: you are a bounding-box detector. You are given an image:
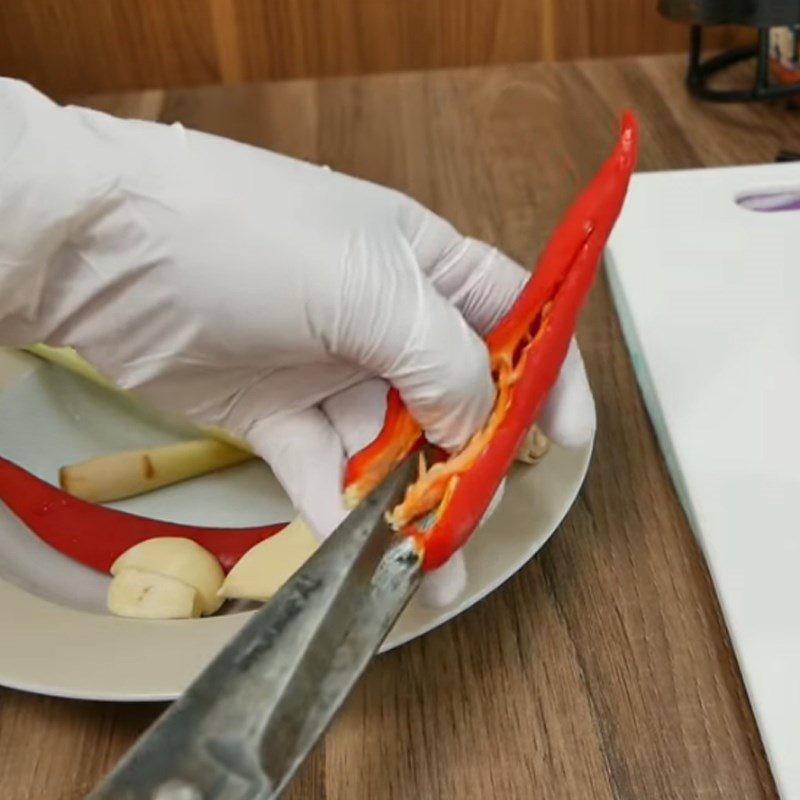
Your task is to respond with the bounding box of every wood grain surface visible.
[0,0,752,96]
[1,54,792,799]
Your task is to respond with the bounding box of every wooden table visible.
[1,54,793,800]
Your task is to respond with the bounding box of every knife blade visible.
[87,454,421,800]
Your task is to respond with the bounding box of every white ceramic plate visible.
[0,349,592,701]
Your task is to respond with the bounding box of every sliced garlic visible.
[219,516,317,602]
[111,537,224,615]
[107,568,202,619]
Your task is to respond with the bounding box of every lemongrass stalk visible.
[59,439,254,503]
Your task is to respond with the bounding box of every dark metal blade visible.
[87,456,421,800]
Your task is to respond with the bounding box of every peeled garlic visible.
[515,425,550,464]
[110,537,224,616]
[107,568,202,619]
[219,516,317,603]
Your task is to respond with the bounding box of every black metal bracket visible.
[687,24,800,102]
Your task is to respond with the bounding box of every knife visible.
[87,454,421,800]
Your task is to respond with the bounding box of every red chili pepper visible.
[343,387,423,508]
[0,456,288,573]
[344,111,639,570]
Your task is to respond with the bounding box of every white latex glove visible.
[0,79,595,605]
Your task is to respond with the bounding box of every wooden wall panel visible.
[224,1,552,81]
[0,0,753,96]
[0,0,220,95]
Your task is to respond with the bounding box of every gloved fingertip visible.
[417,550,467,608]
[406,332,495,453]
[322,379,390,456]
[246,411,348,543]
[537,339,597,448]
[546,406,597,449]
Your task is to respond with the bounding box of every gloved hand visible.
[0,79,595,605]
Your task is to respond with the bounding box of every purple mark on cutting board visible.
[737,190,800,212]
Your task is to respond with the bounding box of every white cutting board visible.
[606,162,800,800]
